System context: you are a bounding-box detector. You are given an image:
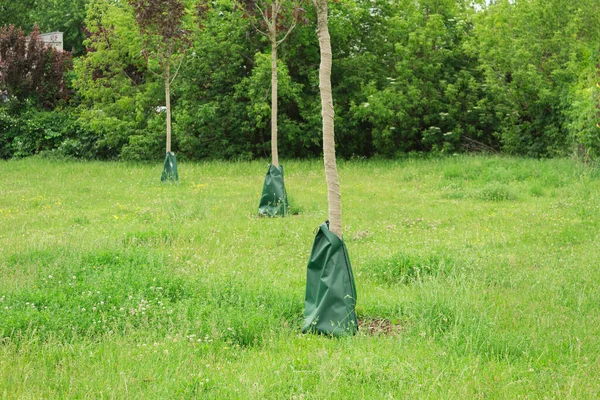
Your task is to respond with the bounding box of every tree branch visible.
[169,54,185,85]
[250,18,270,38]
[146,59,162,78]
[255,2,273,32]
[121,68,138,85]
[277,20,297,46]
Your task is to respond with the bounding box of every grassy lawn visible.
[1,156,599,398]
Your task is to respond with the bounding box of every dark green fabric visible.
[303,222,358,336]
[258,164,288,216]
[161,152,179,182]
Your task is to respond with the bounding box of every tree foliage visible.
[2,0,600,160]
[0,25,72,107]
[0,0,89,55]
[471,0,600,157]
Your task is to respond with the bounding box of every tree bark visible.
[314,0,342,238]
[271,37,279,167]
[165,62,172,153]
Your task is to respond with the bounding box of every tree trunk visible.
[165,62,172,153]
[315,0,342,238]
[271,37,279,167]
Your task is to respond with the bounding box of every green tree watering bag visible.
[258,164,288,216]
[303,221,358,336]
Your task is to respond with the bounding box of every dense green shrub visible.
[0,108,17,159]
[470,0,600,157]
[0,106,97,159]
[2,0,600,160]
[120,114,165,161]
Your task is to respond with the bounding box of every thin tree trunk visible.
[315,0,342,238]
[271,37,279,167]
[165,62,172,153]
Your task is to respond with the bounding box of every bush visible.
[0,108,17,159]
[0,106,99,159]
[0,25,72,108]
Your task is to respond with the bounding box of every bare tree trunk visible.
[271,37,279,167]
[165,62,172,153]
[314,0,342,238]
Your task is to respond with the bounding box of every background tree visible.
[568,61,600,159]
[238,0,307,167]
[128,0,191,159]
[0,0,89,55]
[0,25,72,107]
[0,24,75,159]
[470,0,600,157]
[5,0,600,161]
[174,2,259,160]
[32,0,90,55]
[73,0,156,160]
[350,0,497,155]
[312,0,341,237]
[0,1,35,32]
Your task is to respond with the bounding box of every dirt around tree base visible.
[358,318,402,336]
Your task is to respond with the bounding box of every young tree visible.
[313,0,341,237]
[302,0,357,337]
[128,0,191,180]
[239,0,306,168]
[240,0,305,216]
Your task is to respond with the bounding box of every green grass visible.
[1,156,599,398]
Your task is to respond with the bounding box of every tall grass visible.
[1,156,599,398]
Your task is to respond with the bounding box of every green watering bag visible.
[161,152,179,182]
[258,164,288,217]
[303,222,358,336]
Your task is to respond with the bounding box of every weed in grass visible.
[122,230,176,247]
[559,222,592,245]
[350,229,373,241]
[477,182,518,201]
[72,215,90,225]
[400,218,442,230]
[441,189,467,200]
[286,194,303,215]
[529,183,545,197]
[365,252,453,285]
[442,164,465,180]
[411,300,457,336]
[482,164,515,184]
[442,163,478,181]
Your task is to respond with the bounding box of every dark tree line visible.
[1,0,600,160]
